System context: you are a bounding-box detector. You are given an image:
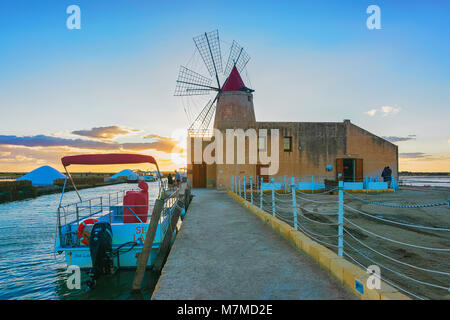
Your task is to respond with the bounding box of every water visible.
[399,175,450,188]
[0,182,161,300]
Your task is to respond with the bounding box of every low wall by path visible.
[152,189,356,300]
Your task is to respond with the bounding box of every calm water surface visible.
[0,182,161,300]
[399,175,450,187]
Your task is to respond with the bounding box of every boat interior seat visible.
[123,181,149,223]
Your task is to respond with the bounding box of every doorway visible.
[192,163,207,188]
[256,164,269,182]
[336,158,363,182]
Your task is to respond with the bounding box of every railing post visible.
[271,178,275,217]
[75,203,79,224]
[238,176,241,197]
[292,177,297,230]
[338,178,344,257]
[243,176,246,201]
[250,176,253,204]
[312,175,314,194]
[284,175,287,193]
[231,175,234,192]
[260,177,263,209]
[57,207,62,247]
[234,175,237,194]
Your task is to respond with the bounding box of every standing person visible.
[381,166,388,182]
[175,170,181,188]
[167,173,174,190]
[385,166,392,188]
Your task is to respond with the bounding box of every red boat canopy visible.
[62,153,158,168]
[222,66,245,91]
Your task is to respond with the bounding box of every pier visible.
[152,189,355,300]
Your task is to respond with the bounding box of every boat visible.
[54,153,181,287]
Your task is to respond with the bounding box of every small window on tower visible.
[258,136,266,151]
[284,137,292,152]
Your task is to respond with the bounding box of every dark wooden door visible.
[355,159,363,182]
[336,159,344,180]
[257,164,269,182]
[192,163,206,188]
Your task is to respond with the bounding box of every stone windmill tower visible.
[174,30,255,188]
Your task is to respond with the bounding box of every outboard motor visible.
[87,222,113,289]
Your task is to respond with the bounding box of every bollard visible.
[243,176,246,201]
[250,176,253,204]
[234,175,237,194]
[271,178,275,217]
[260,177,263,209]
[292,177,297,230]
[338,178,344,257]
[231,176,234,192]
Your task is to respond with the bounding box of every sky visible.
[0,0,449,172]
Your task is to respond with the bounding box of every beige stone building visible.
[187,68,398,190]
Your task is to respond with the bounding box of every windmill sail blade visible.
[224,40,250,77]
[188,95,217,133]
[174,66,215,96]
[193,30,223,87]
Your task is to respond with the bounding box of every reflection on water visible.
[0,182,161,300]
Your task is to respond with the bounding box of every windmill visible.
[174,30,253,136]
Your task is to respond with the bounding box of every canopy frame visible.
[60,153,161,203]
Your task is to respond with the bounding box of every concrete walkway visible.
[152,189,355,300]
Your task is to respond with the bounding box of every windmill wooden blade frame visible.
[193,30,223,88]
[224,40,250,78]
[174,66,216,96]
[187,96,218,135]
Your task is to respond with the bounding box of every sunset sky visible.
[0,0,449,173]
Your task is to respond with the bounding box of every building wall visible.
[211,121,397,190]
[345,121,398,180]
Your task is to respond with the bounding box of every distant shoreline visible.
[399,172,450,176]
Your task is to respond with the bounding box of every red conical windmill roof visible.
[222,66,245,91]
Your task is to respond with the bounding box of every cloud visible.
[143,134,184,153]
[365,105,401,117]
[380,106,401,116]
[72,126,139,140]
[365,109,377,117]
[0,134,116,150]
[399,152,428,159]
[382,135,416,142]
[0,145,181,172]
[0,133,184,154]
[0,127,186,172]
